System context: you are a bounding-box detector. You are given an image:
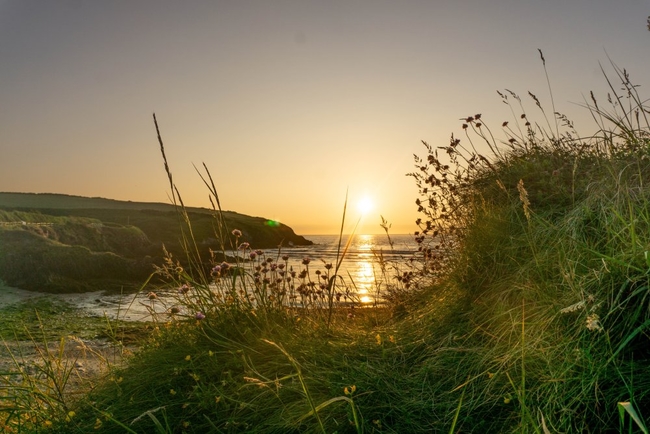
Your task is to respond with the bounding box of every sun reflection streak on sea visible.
[281,233,418,306]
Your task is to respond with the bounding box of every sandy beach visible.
[0,284,169,322]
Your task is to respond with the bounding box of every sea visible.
[5,234,420,321]
[252,233,419,304]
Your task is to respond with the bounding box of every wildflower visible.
[94,418,103,430]
[474,113,481,120]
[147,292,158,300]
[208,350,214,356]
[282,254,289,261]
[502,121,508,127]
[462,123,468,129]
[211,265,222,275]
[249,251,257,260]
[195,312,206,321]
[586,313,603,332]
[170,389,177,395]
[375,334,382,345]
[169,306,181,315]
[185,355,191,361]
[232,229,242,237]
[220,261,231,271]
[344,385,357,395]
[302,257,311,265]
[179,284,190,294]
[238,242,250,250]
[44,420,53,428]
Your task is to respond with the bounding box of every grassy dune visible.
[3,62,650,433]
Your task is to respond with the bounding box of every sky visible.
[1,1,649,235]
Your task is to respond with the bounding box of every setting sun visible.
[357,196,374,215]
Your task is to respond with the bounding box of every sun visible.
[357,196,374,215]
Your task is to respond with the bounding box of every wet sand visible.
[0,284,172,322]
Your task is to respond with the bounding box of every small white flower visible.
[586,313,603,332]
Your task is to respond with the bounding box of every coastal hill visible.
[0,192,312,293]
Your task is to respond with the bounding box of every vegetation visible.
[0,193,312,252]
[0,196,312,293]
[1,56,650,433]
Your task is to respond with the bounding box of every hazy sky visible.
[1,1,649,234]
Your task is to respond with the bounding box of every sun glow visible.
[357,196,374,216]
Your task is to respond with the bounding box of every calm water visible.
[276,233,418,304]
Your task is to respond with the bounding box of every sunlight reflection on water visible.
[291,233,417,305]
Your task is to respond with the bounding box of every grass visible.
[2,55,650,432]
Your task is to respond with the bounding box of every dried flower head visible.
[586,313,603,332]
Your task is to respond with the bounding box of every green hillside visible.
[0,193,311,293]
[0,192,311,250]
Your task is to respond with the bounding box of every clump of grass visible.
[406,55,650,432]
